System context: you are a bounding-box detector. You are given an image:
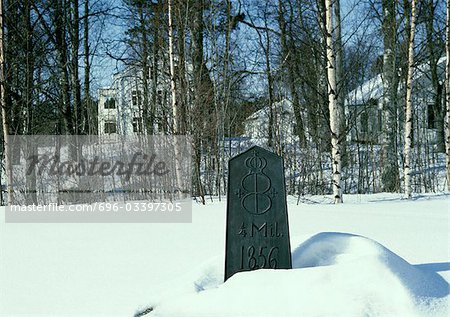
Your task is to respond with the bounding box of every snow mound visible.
[134,255,225,314]
[148,233,449,317]
[292,232,449,299]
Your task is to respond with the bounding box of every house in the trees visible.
[98,65,171,136]
[243,99,299,146]
[345,56,446,147]
[98,87,118,135]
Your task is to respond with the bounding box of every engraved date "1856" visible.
[240,245,279,270]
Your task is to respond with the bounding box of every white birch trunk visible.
[334,0,346,161]
[404,0,417,199]
[325,0,343,203]
[168,0,178,133]
[0,0,13,205]
[381,0,400,192]
[168,0,183,196]
[446,0,450,191]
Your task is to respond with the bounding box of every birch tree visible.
[136,0,151,135]
[404,0,417,199]
[325,0,343,203]
[70,0,81,134]
[190,0,213,204]
[83,0,92,133]
[334,0,347,166]
[381,0,400,192]
[0,0,12,205]
[168,0,178,133]
[446,0,450,191]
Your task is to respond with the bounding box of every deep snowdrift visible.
[1,194,449,316]
[147,233,449,317]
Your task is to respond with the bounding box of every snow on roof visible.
[346,56,446,106]
[246,99,294,121]
[98,86,114,91]
[345,74,383,106]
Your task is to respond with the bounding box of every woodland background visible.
[0,0,449,205]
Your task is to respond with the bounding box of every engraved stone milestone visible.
[225,146,292,281]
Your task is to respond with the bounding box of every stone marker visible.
[225,145,292,281]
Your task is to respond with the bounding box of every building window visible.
[377,110,382,132]
[132,90,142,106]
[427,104,436,129]
[133,117,143,133]
[360,111,369,133]
[104,121,117,134]
[292,123,297,135]
[157,90,162,104]
[104,98,115,109]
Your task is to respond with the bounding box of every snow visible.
[1,193,449,317]
[345,56,446,106]
[243,99,298,144]
[345,74,383,106]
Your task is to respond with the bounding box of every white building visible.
[242,57,446,149]
[98,65,170,136]
[345,57,446,145]
[98,87,118,135]
[243,99,299,145]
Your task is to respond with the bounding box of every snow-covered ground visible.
[1,193,449,316]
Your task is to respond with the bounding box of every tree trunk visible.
[216,0,232,199]
[190,0,211,203]
[83,0,91,134]
[265,35,275,151]
[55,0,75,135]
[318,0,332,154]
[168,0,185,199]
[150,1,162,135]
[279,0,306,147]
[325,0,343,203]
[137,2,150,135]
[446,0,450,191]
[176,1,188,134]
[24,0,37,204]
[381,0,400,192]
[334,0,347,165]
[426,0,445,153]
[247,4,275,150]
[404,0,417,199]
[168,0,178,133]
[71,0,81,135]
[0,0,13,205]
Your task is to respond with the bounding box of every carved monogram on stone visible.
[225,146,292,281]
